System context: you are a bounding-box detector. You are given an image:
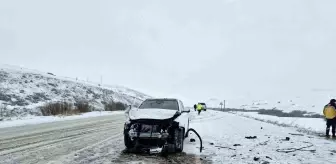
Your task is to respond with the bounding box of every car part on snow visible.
[253,157,260,161]
[276,141,315,153]
[280,137,291,141]
[245,136,257,139]
[258,140,269,146]
[215,145,236,151]
[185,128,203,153]
[288,133,304,136]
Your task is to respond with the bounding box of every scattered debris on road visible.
[215,146,236,151]
[245,136,257,139]
[276,141,315,153]
[253,157,260,161]
[289,133,304,136]
[259,140,270,146]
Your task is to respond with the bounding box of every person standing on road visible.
[323,99,336,137]
[197,103,203,115]
[193,104,197,111]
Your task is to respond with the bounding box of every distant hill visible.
[0,64,151,117]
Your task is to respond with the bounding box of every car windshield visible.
[139,100,179,110]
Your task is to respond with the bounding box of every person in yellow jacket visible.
[197,103,203,115]
[323,99,336,137]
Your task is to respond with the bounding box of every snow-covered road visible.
[186,110,336,164]
[0,110,335,164]
[0,115,124,164]
[0,113,205,164]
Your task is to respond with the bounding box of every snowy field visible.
[205,97,333,114]
[231,111,326,135]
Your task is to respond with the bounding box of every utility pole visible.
[223,100,226,110]
[100,75,103,85]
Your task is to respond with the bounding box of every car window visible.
[139,100,179,110]
[179,100,185,109]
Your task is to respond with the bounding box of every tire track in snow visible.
[47,133,123,164]
[112,151,212,164]
[0,115,124,164]
[0,116,124,140]
[0,125,120,155]
[0,124,120,153]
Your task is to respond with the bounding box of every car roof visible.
[145,98,179,101]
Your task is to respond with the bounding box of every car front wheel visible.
[175,128,185,152]
[124,129,135,149]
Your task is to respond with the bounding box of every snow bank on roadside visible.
[232,111,326,134]
[0,111,124,129]
[184,110,334,163]
[184,110,227,156]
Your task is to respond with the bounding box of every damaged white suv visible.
[124,98,190,153]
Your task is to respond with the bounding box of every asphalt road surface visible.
[0,114,208,164]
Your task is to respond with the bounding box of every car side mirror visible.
[125,105,132,114]
[182,108,190,113]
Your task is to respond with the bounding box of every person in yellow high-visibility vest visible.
[323,99,336,137]
[197,103,203,115]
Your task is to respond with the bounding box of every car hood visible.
[128,108,179,120]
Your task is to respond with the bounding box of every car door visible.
[175,100,189,130]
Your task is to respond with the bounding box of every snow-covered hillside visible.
[0,64,151,117]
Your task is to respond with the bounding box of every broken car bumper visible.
[129,131,169,139]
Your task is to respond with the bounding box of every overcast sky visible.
[1,0,336,106]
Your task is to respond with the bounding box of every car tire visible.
[124,129,135,149]
[175,128,185,153]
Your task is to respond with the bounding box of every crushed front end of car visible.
[124,112,185,153]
